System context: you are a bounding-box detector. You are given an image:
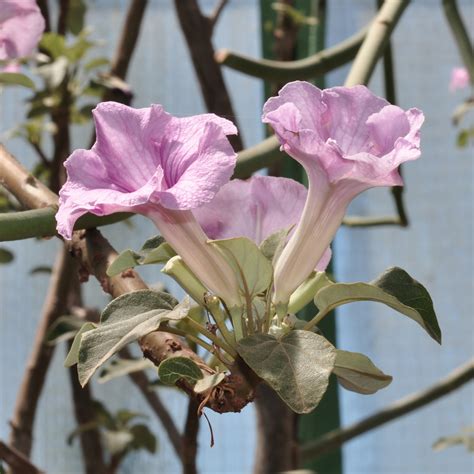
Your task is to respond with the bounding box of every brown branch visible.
[174,0,243,151]
[29,141,50,169]
[0,441,44,474]
[253,384,297,474]
[109,0,149,79]
[182,399,200,474]
[36,0,51,33]
[56,0,70,36]
[208,0,228,32]
[67,280,106,474]
[9,245,77,456]
[299,359,474,463]
[91,0,149,145]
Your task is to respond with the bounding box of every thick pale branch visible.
[216,26,367,82]
[345,0,409,87]
[299,359,474,463]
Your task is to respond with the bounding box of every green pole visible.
[259,1,342,472]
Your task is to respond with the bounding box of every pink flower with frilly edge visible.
[263,81,424,307]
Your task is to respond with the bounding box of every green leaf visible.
[238,330,336,414]
[457,129,469,147]
[40,33,66,59]
[64,322,96,367]
[106,236,175,277]
[36,56,69,88]
[46,315,84,345]
[67,0,86,35]
[98,358,155,384]
[103,429,133,455]
[0,248,14,264]
[115,410,145,427]
[30,265,52,275]
[211,237,273,298]
[333,350,392,394]
[193,372,226,394]
[107,250,141,276]
[77,291,189,386]
[129,424,157,453]
[158,356,203,385]
[84,57,109,71]
[314,267,441,344]
[0,73,35,89]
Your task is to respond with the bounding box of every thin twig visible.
[67,280,106,474]
[36,0,51,33]
[182,399,200,474]
[120,347,183,458]
[299,359,474,463]
[8,245,77,456]
[29,141,50,168]
[208,0,228,32]
[0,441,44,474]
[174,0,244,151]
[56,0,70,36]
[442,0,474,82]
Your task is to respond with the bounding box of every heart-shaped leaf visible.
[77,291,189,386]
[64,322,96,367]
[158,356,203,385]
[333,350,392,394]
[314,267,441,343]
[210,237,273,298]
[238,330,336,414]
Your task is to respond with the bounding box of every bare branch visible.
[174,0,243,151]
[0,441,44,474]
[182,399,200,474]
[9,245,77,456]
[208,0,228,32]
[56,0,70,36]
[300,359,474,463]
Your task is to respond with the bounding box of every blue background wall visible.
[1,1,472,473]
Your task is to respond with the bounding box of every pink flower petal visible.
[449,67,470,92]
[0,0,44,61]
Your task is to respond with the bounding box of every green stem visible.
[158,326,217,356]
[185,316,237,358]
[216,26,367,82]
[0,207,131,242]
[303,307,332,331]
[228,306,244,341]
[442,0,474,82]
[205,296,237,349]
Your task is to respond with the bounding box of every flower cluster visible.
[56,81,424,318]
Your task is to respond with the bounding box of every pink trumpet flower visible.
[56,102,242,308]
[0,0,45,69]
[193,175,331,270]
[263,81,424,307]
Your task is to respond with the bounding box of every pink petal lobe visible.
[157,114,237,210]
[0,0,45,60]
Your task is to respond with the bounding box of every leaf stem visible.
[158,326,217,356]
[184,316,237,358]
[205,296,237,349]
